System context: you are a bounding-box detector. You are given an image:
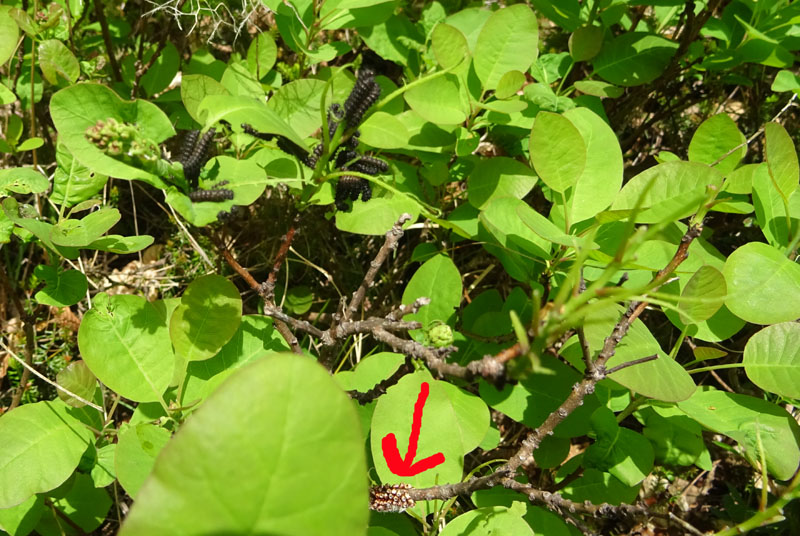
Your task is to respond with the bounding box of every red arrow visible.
[381,381,445,476]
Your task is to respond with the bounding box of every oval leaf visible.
[765,121,799,200]
[401,253,462,330]
[78,293,175,402]
[723,242,800,324]
[404,73,469,125]
[529,111,586,193]
[679,265,726,324]
[0,401,94,508]
[743,322,800,399]
[473,4,539,90]
[56,361,97,408]
[688,114,746,176]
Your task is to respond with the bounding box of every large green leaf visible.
[115,423,171,499]
[0,401,94,509]
[687,114,746,176]
[743,322,800,399]
[678,265,726,324]
[246,32,278,78]
[723,242,800,324]
[440,503,533,536]
[320,0,397,29]
[593,32,679,87]
[169,275,242,362]
[473,4,539,90]
[78,293,175,402]
[371,371,489,516]
[359,111,409,149]
[401,253,462,329]
[121,354,368,536]
[467,157,537,209]
[611,161,724,223]
[35,473,111,535]
[677,388,800,480]
[55,360,97,408]
[0,494,43,536]
[563,107,623,224]
[50,83,175,186]
[529,111,586,193]
[266,78,345,139]
[1,198,80,259]
[765,121,799,200]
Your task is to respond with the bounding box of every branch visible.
[93,0,122,82]
[345,213,411,320]
[347,357,414,405]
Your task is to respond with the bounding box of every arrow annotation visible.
[381,381,446,477]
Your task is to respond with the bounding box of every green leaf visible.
[181,315,290,405]
[15,137,43,152]
[677,388,800,480]
[266,77,345,139]
[90,444,116,488]
[569,25,604,61]
[121,354,368,536]
[0,81,17,105]
[593,32,679,87]
[38,39,80,84]
[404,73,469,125]
[574,80,624,98]
[765,122,799,200]
[723,242,800,324]
[584,408,653,486]
[0,167,49,195]
[115,423,171,499]
[139,42,179,96]
[402,253,462,329]
[0,7,19,65]
[479,197,552,282]
[56,361,97,408]
[431,23,469,70]
[743,322,800,399]
[1,198,80,259]
[0,401,94,508]
[37,473,111,534]
[87,234,154,254]
[359,111,409,149]
[371,371,488,516]
[51,143,108,207]
[169,275,242,362]
[320,0,397,29]
[33,265,87,307]
[516,203,596,249]
[467,157,537,209]
[529,111,586,193]
[440,503,533,536]
[494,70,525,100]
[638,406,709,467]
[335,352,406,392]
[78,293,175,402]
[577,304,696,402]
[687,114,746,176]
[200,95,307,150]
[0,494,44,536]
[180,74,229,124]
[480,354,600,439]
[771,69,800,92]
[50,207,120,247]
[220,62,264,99]
[473,4,539,90]
[611,161,724,223]
[246,32,278,79]
[678,265,726,324]
[50,83,175,186]
[563,107,624,223]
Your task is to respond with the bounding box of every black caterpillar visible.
[176,128,216,189]
[188,188,234,202]
[241,60,386,212]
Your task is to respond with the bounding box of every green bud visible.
[426,322,453,348]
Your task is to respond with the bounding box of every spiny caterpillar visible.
[188,188,234,202]
[177,128,216,189]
